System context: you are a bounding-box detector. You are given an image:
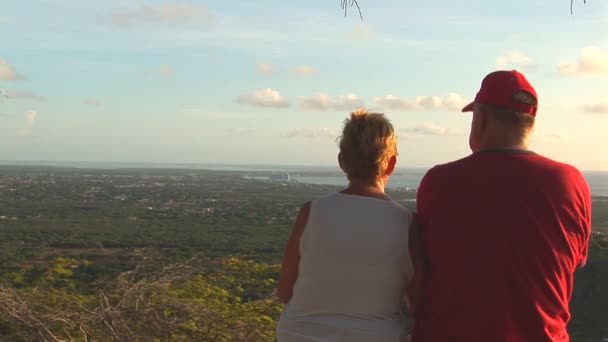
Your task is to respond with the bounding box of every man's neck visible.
[477,127,530,152]
[477,134,529,152]
[478,143,529,152]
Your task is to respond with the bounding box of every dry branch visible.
[340,0,363,20]
[571,0,588,14]
[0,257,275,341]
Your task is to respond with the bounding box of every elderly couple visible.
[275,70,592,342]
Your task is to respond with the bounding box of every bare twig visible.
[340,0,363,20]
[340,1,586,18]
[0,286,68,342]
[570,0,587,14]
[0,257,276,341]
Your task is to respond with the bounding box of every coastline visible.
[0,162,606,197]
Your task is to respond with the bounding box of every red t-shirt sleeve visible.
[416,166,436,225]
[578,180,592,267]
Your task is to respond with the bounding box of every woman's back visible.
[278,192,412,341]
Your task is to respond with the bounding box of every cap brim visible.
[461,101,474,112]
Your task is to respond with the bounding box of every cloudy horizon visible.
[1,0,607,170]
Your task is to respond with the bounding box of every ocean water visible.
[296,169,608,197]
[585,172,608,197]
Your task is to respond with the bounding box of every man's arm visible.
[406,213,427,320]
[578,180,593,269]
[406,168,435,318]
[277,202,310,304]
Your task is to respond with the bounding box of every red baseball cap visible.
[461,70,538,116]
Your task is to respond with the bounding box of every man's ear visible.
[386,155,397,176]
[477,106,488,130]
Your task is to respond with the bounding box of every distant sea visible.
[0,160,607,196]
[295,169,608,197]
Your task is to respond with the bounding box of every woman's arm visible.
[405,213,427,320]
[276,202,310,304]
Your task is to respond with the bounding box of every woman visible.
[276,109,421,341]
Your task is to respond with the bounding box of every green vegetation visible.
[0,256,281,341]
[0,166,605,341]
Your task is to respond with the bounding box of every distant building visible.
[270,173,290,182]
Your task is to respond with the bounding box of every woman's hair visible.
[338,109,397,181]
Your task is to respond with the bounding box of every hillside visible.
[0,167,605,341]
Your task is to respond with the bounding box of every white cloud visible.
[5,90,45,101]
[18,110,37,137]
[496,51,536,71]
[159,65,175,79]
[335,94,365,110]
[257,63,275,76]
[345,23,376,40]
[109,3,215,28]
[284,128,338,139]
[292,65,316,76]
[374,95,415,111]
[442,93,469,111]
[226,128,256,136]
[300,94,332,111]
[559,46,608,77]
[582,102,608,114]
[399,122,462,136]
[0,58,24,80]
[236,88,289,108]
[301,94,331,111]
[300,93,364,111]
[238,128,256,137]
[207,54,220,64]
[374,93,467,112]
[83,98,102,107]
[133,65,175,79]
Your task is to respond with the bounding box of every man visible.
[412,70,592,342]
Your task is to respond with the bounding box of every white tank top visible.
[277,192,413,342]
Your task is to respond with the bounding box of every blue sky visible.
[1,0,607,170]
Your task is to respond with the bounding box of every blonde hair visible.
[338,109,397,181]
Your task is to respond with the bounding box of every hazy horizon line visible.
[0,159,607,173]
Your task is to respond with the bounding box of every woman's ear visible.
[338,152,345,172]
[386,155,397,176]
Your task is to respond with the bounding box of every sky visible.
[1,0,607,170]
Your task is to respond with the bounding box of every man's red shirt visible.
[413,150,592,342]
